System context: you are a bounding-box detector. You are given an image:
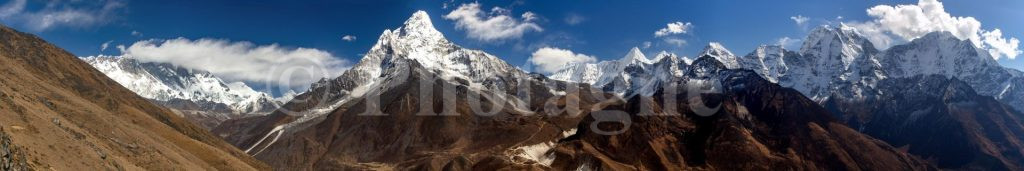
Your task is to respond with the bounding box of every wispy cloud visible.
[565,13,585,25]
[0,0,125,32]
[663,38,687,47]
[342,35,357,42]
[119,38,352,90]
[790,15,809,26]
[100,40,112,51]
[444,2,543,42]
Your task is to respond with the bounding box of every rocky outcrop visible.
[0,127,28,171]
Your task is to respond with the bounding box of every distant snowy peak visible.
[799,25,878,69]
[681,56,694,65]
[698,42,740,69]
[651,51,674,62]
[550,47,688,97]
[81,55,280,114]
[882,31,1000,78]
[740,45,791,82]
[549,62,601,84]
[619,47,651,65]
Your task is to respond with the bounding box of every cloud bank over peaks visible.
[845,0,1020,59]
[118,38,351,90]
[528,47,597,74]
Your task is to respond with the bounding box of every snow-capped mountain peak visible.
[799,25,878,69]
[301,11,531,119]
[619,47,651,65]
[349,10,522,84]
[397,10,445,43]
[651,51,674,62]
[698,42,740,69]
[739,44,790,82]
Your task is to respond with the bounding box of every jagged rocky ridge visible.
[82,55,284,129]
[215,11,934,170]
[824,75,1024,170]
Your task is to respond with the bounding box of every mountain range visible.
[0,2,1020,170]
[81,55,288,129]
[205,11,983,170]
[550,24,1024,170]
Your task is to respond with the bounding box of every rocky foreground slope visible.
[0,25,268,170]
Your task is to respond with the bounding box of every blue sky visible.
[1,0,1022,91]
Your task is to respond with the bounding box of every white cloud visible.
[982,29,1022,60]
[790,15,809,26]
[0,0,25,18]
[654,21,693,37]
[342,35,357,42]
[521,12,538,22]
[663,38,687,47]
[565,13,585,25]
[0,0,125,31]
[444,3,543,42]
[131,30,142,37]
[776,37,802,50]
[847,0,1020,59]
[120,38,351,89]
[529,47,597,73]
[642,41,652,49]
[100,40,112,51]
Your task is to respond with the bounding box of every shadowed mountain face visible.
[0,25,268,170]
[546,58,932,170]
[825,75,1024,170]
[224,60,610,170]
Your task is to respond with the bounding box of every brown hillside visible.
[0,25,268,170]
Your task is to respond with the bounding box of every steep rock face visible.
[0,25,268,170]
[777,25,886,102]
[740,45,794,83]
[82,55,281,129]
[549,57,932,170]
[879,32,1024,113]
[824,75,1024,170]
